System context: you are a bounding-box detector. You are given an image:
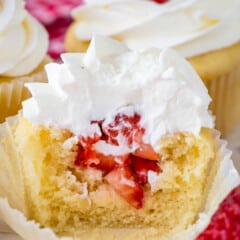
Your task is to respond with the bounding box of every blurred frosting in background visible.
[26,0,83,59]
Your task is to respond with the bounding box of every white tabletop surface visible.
[0,124,240,240]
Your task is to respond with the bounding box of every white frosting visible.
[23,36,213,152]
[0,0,48,77]
[72,0,240,57]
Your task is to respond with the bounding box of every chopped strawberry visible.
[79,133,101,147]
[197,185,240,240]
[133,142,159,160]
[75,111,161,208]
[75,144,99,167]
[132,123,159,160]
[75,133,100,166]
[105,166,143,209]
[102,113,159,159]
[131,156,160,185]
[98,154,130,171]
[96,153,116,171]
[76,134,130,171]
[102,113,142,146]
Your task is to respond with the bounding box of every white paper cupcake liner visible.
[226,123,240,172]
[205,64,240,135]
[0,216,11,233]
[0,199,70,240]
[0,114,239,240]
[0,57,51,123]
[172,130,240,240]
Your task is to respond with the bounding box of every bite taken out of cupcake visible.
[0,36,239,240]
[0,0,50,123]
[65,0,240,135]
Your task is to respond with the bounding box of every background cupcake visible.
[0,0,50,123]
[65,0,240,135]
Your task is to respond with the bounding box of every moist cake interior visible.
[12,117,216,237]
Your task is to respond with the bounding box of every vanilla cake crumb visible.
[13,118,215,237]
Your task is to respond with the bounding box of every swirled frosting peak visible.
[72,0,240,57]
[23,36,213,152]
[0,0,48,77]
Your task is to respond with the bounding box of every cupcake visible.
[0,36,239,240]
[0,0,50,123]
[65,0,240,135]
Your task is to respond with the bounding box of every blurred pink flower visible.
[26,0,83,59]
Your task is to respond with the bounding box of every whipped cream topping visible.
[0,0,48,77]
[23,36,213,152]
[72,0,240,57]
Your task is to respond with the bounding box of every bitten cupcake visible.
[0,37,239,240]
[0,0,50,123]
[65,0,240,135]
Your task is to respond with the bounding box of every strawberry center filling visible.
[74,112,161,208]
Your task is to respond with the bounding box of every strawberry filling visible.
[105,166,144,209]
[75,112,161,208]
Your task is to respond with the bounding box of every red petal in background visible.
[26,0,83,59]
[197,185,240,240]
